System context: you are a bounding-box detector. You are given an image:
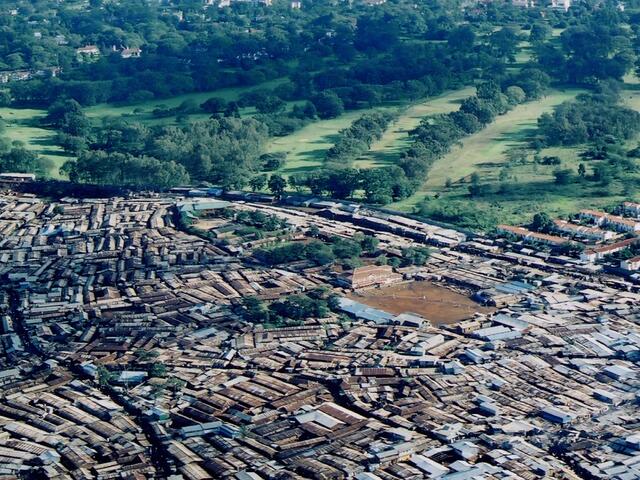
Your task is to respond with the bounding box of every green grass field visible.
[391,81,640,227]
[267,109,386,176]
[390,87,584,214]
[84,78,288,126]
[269,87,477,177]
[0,107,71,178]
[352,87,475,169]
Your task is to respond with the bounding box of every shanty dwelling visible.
[336,265,402,290]
[581,238,639,263]
[623,202,640,218]
[620,255,640,272]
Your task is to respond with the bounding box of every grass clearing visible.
[270,87,478,177]
[1,78,291,179]
[391,87,584,212]
[268,109,387,176]
[0,106,71,179]
[84,78,289,126]
[353,87,475,169]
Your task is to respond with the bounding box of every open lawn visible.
[84,78,289,126]
[352,87,475,169]
[267,109,383,176]
[391,81,640,228]
[270,87,478,177]
[0,107,71,178]
[390,87,584,213]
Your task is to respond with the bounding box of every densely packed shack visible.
[0,190,638,479]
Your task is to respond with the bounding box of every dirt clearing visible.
[348,281,494,325]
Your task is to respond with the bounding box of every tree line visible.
[536,82,640,147]
[53,101,269,188]
[325,111,396,167]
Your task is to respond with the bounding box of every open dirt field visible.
[348,281,493,325]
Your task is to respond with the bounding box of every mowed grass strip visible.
[268,109,380,176]
[0,106,72,178]
[353,87,475,169]
[391,87,584,212]
[270,87,477,177]
[84,78,289,125]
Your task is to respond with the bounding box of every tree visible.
[255,96,285,114]
[305,241,335,265]
[201,97,228,114]
[331,237,362,259]
[530,23,551,44]
[150,363,167,378]
[448,26,475,52]
[241,297,269,323]
[578,163,586,178]
[224,102,241,118]
[489,28,520,62]
[505,86,526,105]
[249,174,267,192]
[166,377,186,393]
[460,97,495,125]
[476,81,501,101]
[558,241,585,256]
[97,366,114,387]
[593,164,613,185]
[261,152,286,171]
[308,224,320,238]
[311,91,344,119]
[530,212,553,233]
[553,168,575,185]
[401,246,431,266]
[268,174,287,198]
[359,235,379,253]
[0,90,10,107]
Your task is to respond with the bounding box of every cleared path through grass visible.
[391,88,584,212]
[84,78,288,125]
[270,86,477,177]
[353,87,475,169]
[0,107,71,178]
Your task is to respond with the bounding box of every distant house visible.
[580,238,639,263]
[550,0,571,10]
[336,297,396,324]
[121,47,142,59]
[621,255,640,272]
[540,406,574,425]
[337,265,402,290]
[176,199,231,220]
[579,209,640,233]
[76,45,100,57]
[623,201,640,218]
[291,0,301,8]
[0,173,36,183]
[511,0,535,7]
[497,225,570,247]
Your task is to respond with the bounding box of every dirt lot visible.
[348,281,494,325]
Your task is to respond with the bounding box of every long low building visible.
[579,209,640,233]
[497,225,570,247]
[622,201,640,218]
[621,255,640,272]
[581,238,639,263]
[553,220,616,242]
